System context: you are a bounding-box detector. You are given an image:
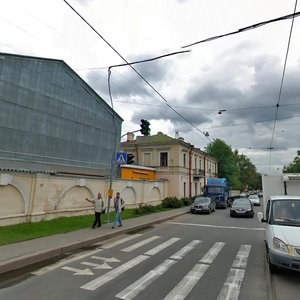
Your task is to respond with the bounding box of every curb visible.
[0,210,188,276]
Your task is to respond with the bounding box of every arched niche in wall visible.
[149,186,161,202]
[55,179,93,210]
[121,186,136,206]
[0,185,25,217]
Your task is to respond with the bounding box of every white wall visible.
[0,172,168,226]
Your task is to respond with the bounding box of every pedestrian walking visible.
[85,193,105,229]
[112,192,125,229]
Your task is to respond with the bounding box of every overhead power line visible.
[269,1,298,155]
[182,11,300,48]
[63,0,211,141]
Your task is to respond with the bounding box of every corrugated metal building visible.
[0,52,122,176]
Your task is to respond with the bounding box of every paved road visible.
[0,206,299,299]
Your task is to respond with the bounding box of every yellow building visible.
[121,132,218,199]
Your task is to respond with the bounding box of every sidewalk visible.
[0,207,189,276]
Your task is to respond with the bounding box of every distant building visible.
[121,132,218,198]
[0,52,122,175]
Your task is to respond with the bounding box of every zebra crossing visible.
[58,234,252,299]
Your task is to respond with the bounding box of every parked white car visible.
[257,195,300,273]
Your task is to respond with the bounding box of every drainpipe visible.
[189,145,194,198]
[204,154,207,185]
[135,142,139,164]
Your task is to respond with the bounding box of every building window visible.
[183,153,186,167]
[195,157,197,169]
[160,152,168,167]
[184,182,186,198]
[144,153,150,166]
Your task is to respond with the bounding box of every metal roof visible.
[0,159,109,177]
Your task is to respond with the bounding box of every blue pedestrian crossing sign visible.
[116,152,127,165]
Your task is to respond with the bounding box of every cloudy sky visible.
[1,0,300,175]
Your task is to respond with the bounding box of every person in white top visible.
[85,193,105,229]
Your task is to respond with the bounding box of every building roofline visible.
[0,52,123,122]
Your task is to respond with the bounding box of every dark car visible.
[230,198,254,217]
[190,197,216,214]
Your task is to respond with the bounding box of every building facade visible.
[0,52,122,174]
[121,132,218,199]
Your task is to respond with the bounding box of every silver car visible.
[248,194,260,206]
[190,197,216,214]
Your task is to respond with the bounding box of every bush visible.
[162,197,182,208]
[180,197,192,206]
[133,204,159,215]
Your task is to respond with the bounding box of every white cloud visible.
[1,0,300,174]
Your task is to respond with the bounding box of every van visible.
[257,195,300,273]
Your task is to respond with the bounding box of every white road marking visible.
[232,245,251,269]
[216,268,245,300]
[116,259,176,300]
[116,240,201,300]
[91,256,120,263]
[170,240,201,260]
[163,264,209,300]
[164,242,225,300]
[62,266,94,276]
[199,242,225,264]
[166,221,264,231]
[81,255,149,291]
[101,234,143,249]
[81,261,112,269]
[31,248,103,275]
[144,238,180,256]
[121,236,161,252]
[217,244,251,300]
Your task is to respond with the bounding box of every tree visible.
[283,150,300,173]
[234,151,261,190]
[205,139,241,189]
[205,138,262,190]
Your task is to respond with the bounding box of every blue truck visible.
[203,178,240,208]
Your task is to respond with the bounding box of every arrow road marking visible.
[81,255,149,291]
[91,256,121,263]
[81,262,112,270]
[32,249,103,276]
[62,266,94,276]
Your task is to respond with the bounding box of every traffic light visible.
[140,119,150,136]
[126,153,134,164]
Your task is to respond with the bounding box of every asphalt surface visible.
[0,207,189,276]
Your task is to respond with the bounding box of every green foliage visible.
[0,199,193,245]
[205,138,262,190]
[180,197,194,206]
[162,197,182,208]
[205,138,241,189]
[133,204,163,215]
[162,196,194,208]
[283,150,300,173]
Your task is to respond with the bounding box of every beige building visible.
[121,132,218,199]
